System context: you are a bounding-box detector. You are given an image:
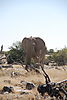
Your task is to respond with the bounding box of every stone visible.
[21,81,35,90]
[26,82,35,90]
[2,86,14,93]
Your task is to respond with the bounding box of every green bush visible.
[46,48,67,66]
[53,48,67,66]
[7,41,25,64]
[48,49,54,54]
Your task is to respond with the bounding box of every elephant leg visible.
[39,55,45,64]
[26,55,31,65]
[24,55,31,71]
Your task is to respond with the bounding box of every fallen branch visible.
[37,66,67,99]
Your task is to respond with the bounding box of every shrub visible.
[45,48,67,66]
[7,41,25,64]
[53,48,67,66]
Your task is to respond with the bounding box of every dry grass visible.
[0,65,67,100]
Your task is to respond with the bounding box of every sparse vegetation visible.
[53,48,67,66]
[46,48,67,66]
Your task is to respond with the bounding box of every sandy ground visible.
[0,64,67,100]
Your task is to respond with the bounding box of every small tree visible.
[53,48,67,66]
[48,49,54,54]
[45,48,67,66]
[7,41,25,64]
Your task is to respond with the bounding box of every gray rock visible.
[26,82,35,90]
[2,86,14,93]
[21,81,35,90]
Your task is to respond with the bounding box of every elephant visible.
[22,37,47,65]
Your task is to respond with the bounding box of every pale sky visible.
[0,0,67,51]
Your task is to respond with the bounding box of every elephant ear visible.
[33,37,47,63]
[22,38,31,51]
[34,37,46,53]
[22,37,26,48]
[22,37,32,65]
